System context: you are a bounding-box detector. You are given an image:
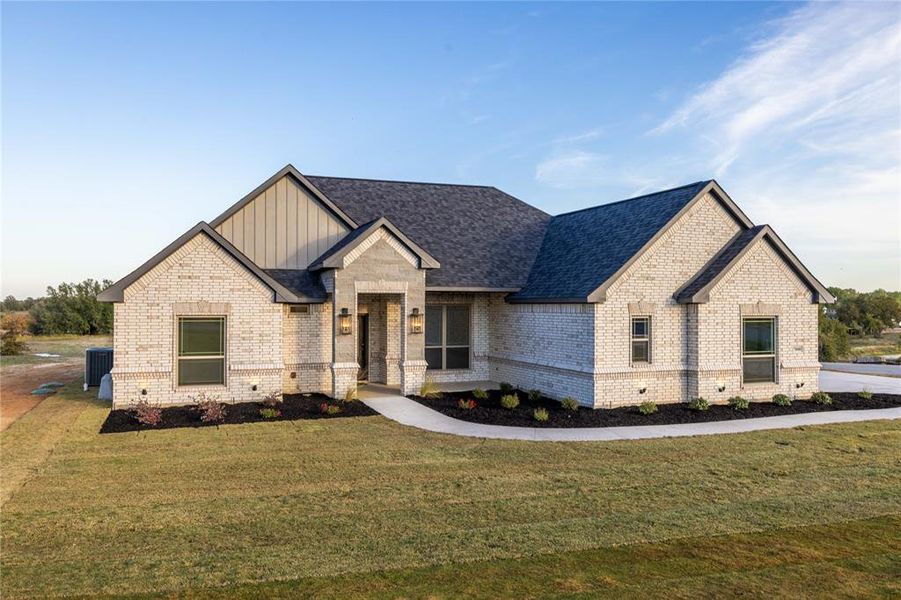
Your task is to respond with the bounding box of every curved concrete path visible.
[362,395,901,442]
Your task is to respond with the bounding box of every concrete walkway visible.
[819,370,901,394]
[362,393,901,442]
[821,362,901,379]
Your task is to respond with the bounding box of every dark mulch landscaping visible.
[410,389,901,428]
[100,393,377,434]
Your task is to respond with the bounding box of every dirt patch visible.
[410,389,901,428]
[0,362,83,431]
[99,393,378,433]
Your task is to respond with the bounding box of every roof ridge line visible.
[307,174,498,189]
[553,180,711,218]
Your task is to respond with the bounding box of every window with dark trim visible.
[631,316,651,363]
[177,317,225,386]
[425,305,470,370]
[742,317,776,383]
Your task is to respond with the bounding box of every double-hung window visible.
[177,317,226,386]
[631,317,651,364]
[425,305,470,370]
[742,318,776,383]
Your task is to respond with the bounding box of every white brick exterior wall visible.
[111,234,285,408]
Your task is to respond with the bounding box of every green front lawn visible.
[2,385,899,598]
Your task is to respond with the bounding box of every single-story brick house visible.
[99,164,833,409]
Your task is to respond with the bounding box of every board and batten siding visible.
[215,176,349,269]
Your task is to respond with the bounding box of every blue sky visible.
[2,1,899,297]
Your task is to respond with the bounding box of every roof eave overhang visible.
[209,164,358,231]
[585,180,756,304]
[674,225,835,305]
[97,222,311,304]
[505,295,590,304]
[309,217,440,271]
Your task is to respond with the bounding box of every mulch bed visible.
[409,389,901,428]
[100,393,377,434]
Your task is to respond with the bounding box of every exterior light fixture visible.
[141,388,147,396]
[638,382,647,394]
[796,382,805,388]
[251,384,258,391]
[716,381,726,393]
[410,308,423,334]
[339,308,353,335]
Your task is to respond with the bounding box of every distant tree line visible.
[819,288,901,361]
[1,278,113,338]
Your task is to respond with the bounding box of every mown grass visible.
[1,384,899,598]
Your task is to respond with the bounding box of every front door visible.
[357,314,369,381]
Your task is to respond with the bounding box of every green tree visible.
[29,279,113,335]
[818,311,850,361]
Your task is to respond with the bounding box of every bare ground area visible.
[0,335,110,431]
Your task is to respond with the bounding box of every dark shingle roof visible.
[509,181,712,302]
[675,225,765,302]
[265,269,327,300]
[306,176,551,289]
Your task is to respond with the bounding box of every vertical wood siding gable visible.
[215,176,349,269]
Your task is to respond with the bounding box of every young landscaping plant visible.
[500,394,520,410]
[772,393,792,406]
[193,394,227,424]
[533,408,549,422]
[419,378,442,400]
[857,390,873,400]
[638,401,658,415]
[344,386,359,402]
[811,391,833,405]
[728,396,749,410]
[129,398,162,427]
[472,388,489,401]
[528,389,542,402]
[457,398,477,410]
[560,397,579,412]
[319,402,342,415]
[259,407,281,419]
[688,397,709,411]
[499,382,514,394]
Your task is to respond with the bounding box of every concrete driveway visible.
[819,370,901,394]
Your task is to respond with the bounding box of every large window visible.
[177,317,225,386]
[631,316,651,364]
[425,305,470,370]
[742,318,776,383]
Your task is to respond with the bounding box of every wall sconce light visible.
[796,382,805,389]
[338,308,353,335]
[410,308,423,334]
[251,384,258,391]
[141,388,147,396]
[638,382,647,394]
[716,381,726,393]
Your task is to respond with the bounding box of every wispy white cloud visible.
[535,151,609,188]
[552,127,604,145]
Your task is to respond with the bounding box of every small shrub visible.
[499,382,514,394]
[638,401,657,415]
[319,402,342,415]
[528,389,542,402]
[772,393,792,406]
[688,397,709,411]
[810,391,832,405]
[857,390,873,400]
[344,385,359,402]
[728,396,749,410]
[457,398,477,410]
[193,394,226,423]
[419,378,442,400]
[259,407,281,419]
[472,388,489,401]
[129,398,162,427]
[533,408,549,422]
[261,391,283,407]
[500,394,520,410]
[560,397,579,412]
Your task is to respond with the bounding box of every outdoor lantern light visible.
[339,308,353,335]
[410,308,423,334]
[638,382,647,394]
[716,380,726,393]
[796,382,805,388]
